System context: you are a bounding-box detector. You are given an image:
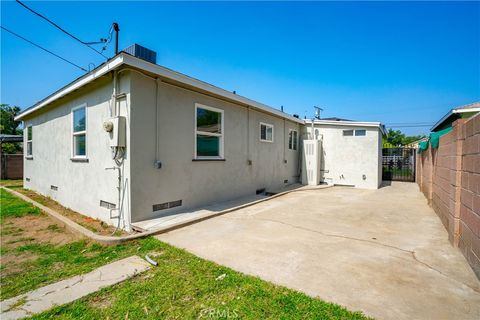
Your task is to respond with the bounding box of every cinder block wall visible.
[417,114,480,278]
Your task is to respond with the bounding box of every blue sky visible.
[2,1,479,135]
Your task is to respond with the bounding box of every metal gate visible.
[382,148,416,182]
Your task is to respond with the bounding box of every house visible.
[430,102,480,132]
[418,102,480,152]
[304,119,385,189]
[15,44,384,230]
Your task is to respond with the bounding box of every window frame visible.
[354,129,366,136]
[194,103,224,160]
[26,125,33,157]
[71,104,88,159]
[343,129,367,137]
[259,122,274,143]
[288,129,298,150]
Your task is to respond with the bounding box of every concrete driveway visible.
[157,182,480,319]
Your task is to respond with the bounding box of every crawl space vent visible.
[100,200,116,209]
[153,200,182,212]
[50,185,58,191]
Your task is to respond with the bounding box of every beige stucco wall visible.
[129,72,301,222]
[305,124,382,189]
[22,74,132,228]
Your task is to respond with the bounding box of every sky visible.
[1,1,479,135]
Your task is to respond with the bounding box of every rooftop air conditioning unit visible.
[123,44,157,64]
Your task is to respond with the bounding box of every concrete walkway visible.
[157,182,480,320]
[1,256,150,319]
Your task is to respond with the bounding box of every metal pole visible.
[113,22,120,55]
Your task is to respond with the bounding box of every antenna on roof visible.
[314,106,323,120]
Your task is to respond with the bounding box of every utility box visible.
[108,116,126,147]
[302,139,322,185]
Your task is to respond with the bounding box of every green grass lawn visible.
[1,188,370,319]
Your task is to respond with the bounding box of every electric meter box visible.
[109,116,126,147]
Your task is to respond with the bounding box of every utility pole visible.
[113,22,120,55]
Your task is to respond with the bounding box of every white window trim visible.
[259,122,274,143]
[194,103,224,160]
[343,129,367,137]
[288,129,298,150]
[354,129,367,136]
[26,125,33,157]
[71,104,88,159]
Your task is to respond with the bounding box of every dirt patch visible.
[89,294,115,310]
[11,187,127,236]
[0,212,80,277]
[2,213,80,249]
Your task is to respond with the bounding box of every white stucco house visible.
[304,119,385,189]
[15,45,384,231]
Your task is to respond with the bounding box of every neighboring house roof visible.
[430,102,480,132]
[305,119,387,135]
[321,117,353,121]
[0,134,23,143]
[15,52,304,124]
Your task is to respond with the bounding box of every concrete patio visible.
[157,182,480,320]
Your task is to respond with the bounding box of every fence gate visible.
[382,148,416,182]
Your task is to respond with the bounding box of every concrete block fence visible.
[417,114,480,278]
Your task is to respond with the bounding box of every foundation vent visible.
[26,177,30,182]
[50,185,58,191]
[153,200,182,212]
[100,200,116,209]
[256,188,266,195]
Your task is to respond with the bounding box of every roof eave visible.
[305,119,386,135]
[15,53,303,124]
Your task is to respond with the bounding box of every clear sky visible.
[1,1,479,135]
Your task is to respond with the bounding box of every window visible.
[355,129,366,136]
[260,122,274,142]
[195,104,224,159]
[343,129,366,137]
[288,129,298,150]
[26,126,32,156]
[72,105,87,158]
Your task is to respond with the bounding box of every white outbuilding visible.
[303,119,386,189]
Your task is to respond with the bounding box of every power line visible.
[16,0,108,59]
[1,26,87,72]
[387,124,433,128]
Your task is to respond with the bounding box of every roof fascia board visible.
[430,110,453,132]
[453,107,480,114]
[307,119,382,127]
[305,119,386,135]
[15,55,125,121]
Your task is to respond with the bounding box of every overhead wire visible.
[15,0,109,59]
[1,26,87,72]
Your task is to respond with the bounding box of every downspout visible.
[110,70,117,117]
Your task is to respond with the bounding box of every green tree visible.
[385,128,425,146]
[1,104,22,154]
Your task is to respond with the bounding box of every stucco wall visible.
[22,75,132,228]
[129,73,301,222]
[304,124,382,189]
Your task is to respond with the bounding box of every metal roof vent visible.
[123,44,157,64]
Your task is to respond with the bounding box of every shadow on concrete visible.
[380,180,392,188]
